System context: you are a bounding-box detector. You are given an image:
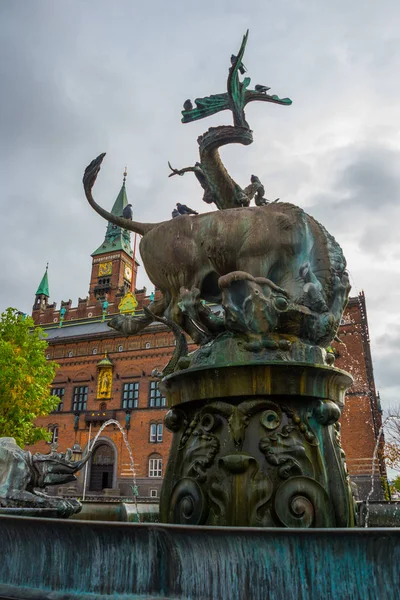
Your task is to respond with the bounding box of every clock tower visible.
[88,170,138,309]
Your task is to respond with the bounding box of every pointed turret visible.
[88,169,138,305]
[91,169,133,258]
[33,264,50,311]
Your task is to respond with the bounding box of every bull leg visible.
[174,287,214,345]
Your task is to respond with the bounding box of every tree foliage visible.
[0,308,59,447]
[390,476,400,493]
[383,407,400,471]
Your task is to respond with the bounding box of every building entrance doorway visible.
[89,443,115,491]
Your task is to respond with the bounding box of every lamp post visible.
[82,423,92,502]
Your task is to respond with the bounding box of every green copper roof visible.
[91,182,133,257]
[97,353,113,367]
[35,266,50,297]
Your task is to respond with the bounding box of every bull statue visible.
[0,438,89,517]
[83,31,350,368]
[83,153,350,362]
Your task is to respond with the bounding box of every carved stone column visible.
[160,363,355,528]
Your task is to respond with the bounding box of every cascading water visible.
[84,419,140,522]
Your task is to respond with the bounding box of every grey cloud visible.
[376,326,400,351]
[336,147,400,210]
[1,1,400,414]
[307,142,400,259]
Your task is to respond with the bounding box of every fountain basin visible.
[68,500,159,522]
[359,500,400,527]
[0,515,399,599]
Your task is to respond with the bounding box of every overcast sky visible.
[1,1,399,413]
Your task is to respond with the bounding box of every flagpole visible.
[131,232,138,292]
[82,423,92,501]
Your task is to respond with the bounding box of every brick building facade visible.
[333,293,385,499]
[29,181,386,501]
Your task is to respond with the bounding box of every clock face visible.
[98,262,112,276]
[124,265,132,282]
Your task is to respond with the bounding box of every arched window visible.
[148,454,162,478]
[48,425,59,445]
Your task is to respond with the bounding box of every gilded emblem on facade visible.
[118,291,138,314]
[96,354,113,399]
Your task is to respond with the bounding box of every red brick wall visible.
[334,294,384,485]
[29,291,384,499]
[31,325,190,497]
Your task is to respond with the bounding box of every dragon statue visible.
[0,438,89,517]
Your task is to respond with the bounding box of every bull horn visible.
[83,153,162,237]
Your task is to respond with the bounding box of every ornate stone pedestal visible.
[160,363,355,528]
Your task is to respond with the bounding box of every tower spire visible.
[33,264,50,311]
[35,264,50,297]
[91,169,133,258]
[88,170,137,304]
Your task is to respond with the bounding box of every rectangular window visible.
[149,381,166,408]
[122,382,139,409]
[149,423,163,443]
[148,458,162,477]
[51,387,65,412]
[150,489,158,498]
[72,386,88,411]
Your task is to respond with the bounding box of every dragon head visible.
[31,448,90,488]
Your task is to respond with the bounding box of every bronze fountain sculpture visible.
[0,437,88,517]
[83,31,354,528]
[2,29,400,600]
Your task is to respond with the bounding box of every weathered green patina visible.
[1,517,400,599]
[0,438,89,517]
[91,178,133,257]
[82,32,354,528]
[169,30,292,211]
[35,265,50,297]
[160,363,354,527]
